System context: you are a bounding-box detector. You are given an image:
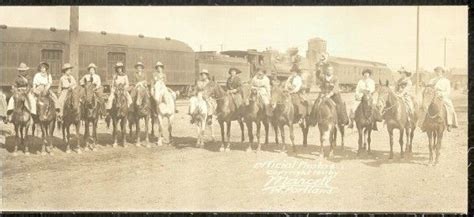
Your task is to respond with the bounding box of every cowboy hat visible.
[290,64,301,73]
[17,62,29,71]
[361,69,373,76]
[228,67,242,75]
[37,62,49,70]
[135,62,145,69]
[200,69,209,75]
[114,62,125,69]
[434,66,446,73]
[87,63,97,70]
[398,67,412,77]
[61,63,73,72]
[155,61,164,69]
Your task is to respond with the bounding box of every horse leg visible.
[409,126,415,153]
[136,118,142,147]
[196,122,202,147]
[13,125,19,156]
[339,124,345,148]
[156,115,164,146]
[264,120,269,145]
[301,122,309,147]
[399,128,404,159]
[40,125,46,155]
[112,119,118,148]
[363,128,368,150]
[83,121,89,150]
[289,123,296,154]
[129,118,134,144]
[210,116,215,142]
[435,130,443,165]
[246,121,253,152]
[218,120,225,152]
[427,131,433,163]
[405,128,410,153]
[121,118,127,147]
[367,128,372,154]
[279,124,286,153]
[256,121,262,152]
[225,121,231,152]
[168,117,173,145]
[388,127,394,159]
[273,122,279,144]
[357,127,363,156]
[144,116,150,147]
[238,119,245,143]
[319,126,325,158]
[92,121,97,151]
[21,126,29,156]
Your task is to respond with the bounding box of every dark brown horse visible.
[242,86,269,152]
[270,85,309,154]
[421,86,446,165]
[354,92,380,155]
[82,83,100,151]
[309,95,338,158]
[35,91,56,155]
[128,84,151,147]
[376,80,417,159]
[109,84,129,147]
[62,86,83,153]
[207,81,245,152]
[10,90,32,156]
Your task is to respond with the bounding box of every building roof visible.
[0,26,194,52]
[329,56,388,68]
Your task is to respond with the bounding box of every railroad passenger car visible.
[195,51,251,85]
[0,26,195,93]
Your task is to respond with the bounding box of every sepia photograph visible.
[0,6,468,213]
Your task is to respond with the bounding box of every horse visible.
[188,92,215,148]
[62,86,83,153]
[376,80,417,159]
[242,86,269,152]
[82,83,100,151]
[308,94,338,158]
[152,84,177,146]
[354,92,380,155]
[421,86,446,165]
[270,85,300,154]
[128,84,151,147]
[35,91,56,155]
[10,90,32,156]
[109,84,129,147]
[207,81,245,152]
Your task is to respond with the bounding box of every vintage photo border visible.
[0,0,471,215]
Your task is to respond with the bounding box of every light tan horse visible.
[153,83,177,146]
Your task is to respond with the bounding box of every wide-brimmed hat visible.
[61,63,73,72]
[290,64,301,73]
[135,62,145,69]
[398,67,412,76]
[38,62,49,70]
[17,62,29,71]
[361,69,373,76]
[155,61,164,69]
[228,67,242,75]
[87,63,97,70]
[200,69,209,75]
[434,66,446,73]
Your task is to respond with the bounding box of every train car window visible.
[107,52,126,81]
[41,49,63,80]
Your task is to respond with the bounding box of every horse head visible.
[82,83,98,119]
[135,84,150,113]
[13,90,27,110]
[114,84,128,117]
[422,86,444,117]
[375,80,393,115]
[65,86,82,118]
[37,94,54,122]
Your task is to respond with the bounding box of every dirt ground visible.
[0,91,468,213]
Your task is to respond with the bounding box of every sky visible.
[0,6,467,71]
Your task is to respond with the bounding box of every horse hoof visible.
[146,144,152,148]
[77,149,82,154]
[136,143,142,147]
[49,152,54,156]
[25,152,30,156]
[40,152,46,156]
[112,143,118,148]
[246,148,252,153]
[219,147,224,152]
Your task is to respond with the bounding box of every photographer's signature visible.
[254,159,338,194]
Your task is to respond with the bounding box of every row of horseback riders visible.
[5,60,174,126]
[188,57,458,133]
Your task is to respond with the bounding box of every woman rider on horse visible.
[32,62,60,118]
[285,64,307,125]
[57,63,77,124]
[348,69,376,129]
[105,62,132,115]
[395,67,415,123]
[251,68,272,117]
[316,63,349,125]
[131,62,148,106]
[188,69,214,123]
[226,67,243,109]
[6,62,36,123]
[425,66,458,131]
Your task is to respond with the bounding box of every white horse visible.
[189,93,215,148]
[153,82,177,146]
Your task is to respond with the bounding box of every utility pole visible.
[69,6,79,79]
[220,44,223,52]
[200,44,202,52]
[444,37,447,68]
[415,6,420,94]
